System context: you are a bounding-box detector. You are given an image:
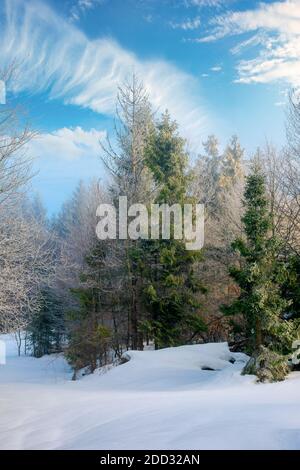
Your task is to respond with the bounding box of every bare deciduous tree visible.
[0,66,36,208]
[0,202,55,333]
[0,65,46,333]
[287,89,300,157]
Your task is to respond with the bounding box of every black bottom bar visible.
[0,450,299,465]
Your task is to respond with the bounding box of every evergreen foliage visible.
[27,288,65,358]
[283,256,300,320]
[140,112,206,348]
[222,163,299,379]
[65,243,112,377]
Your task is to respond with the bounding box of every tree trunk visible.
[131,276,138,350]
[255,317,263,351]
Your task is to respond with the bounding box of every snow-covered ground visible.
[0,334,300,450]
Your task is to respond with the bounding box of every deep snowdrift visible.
[0,334,300,450]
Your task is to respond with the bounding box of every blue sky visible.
[0,0,298,213]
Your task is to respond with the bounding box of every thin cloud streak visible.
[70,0,104,22]
[169,17,201,30]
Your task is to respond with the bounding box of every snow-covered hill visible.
[0,334,300,450]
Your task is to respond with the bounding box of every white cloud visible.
[70,0,104,22]
[170,16,201,30]
[198,0,300,87]
[0,80,6,104]
[211,65,222,72]
[0,0,210,149]
[28,126,107,212]
[230,33,270,56]
[185,0,236,10]
[201,1,300,41]
[188,0,223,6]
[143,14,153,23]
[29,127,106,161]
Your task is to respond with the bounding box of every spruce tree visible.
[283,256,300,320]
[27,288,65,358]
[66,242,112,378]
[222,163,297,380]
[141,112,206,349]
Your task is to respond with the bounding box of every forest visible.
[1,72,300,384]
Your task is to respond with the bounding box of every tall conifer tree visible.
[141,112,206,349]
[222,163,297,379]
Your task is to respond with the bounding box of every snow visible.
[0,334,300,450]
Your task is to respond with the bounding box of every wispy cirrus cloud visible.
[187,0,223,6]
[185,0,235,9]
[70,0,104,22]
[197,0,300,87]
[169,16,201,30]
[0,0,211,149]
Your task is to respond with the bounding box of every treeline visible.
[1,73,300,382]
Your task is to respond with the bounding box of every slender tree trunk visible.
[131,272,145,350]
[15,330,22,357]
[255,317,263,350]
